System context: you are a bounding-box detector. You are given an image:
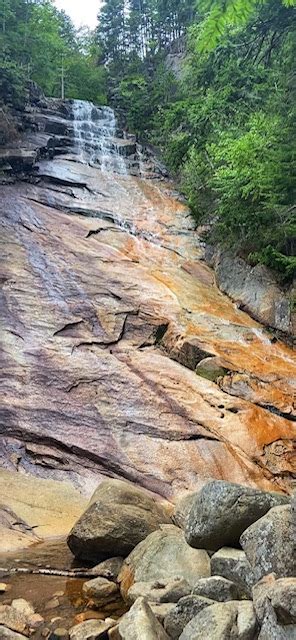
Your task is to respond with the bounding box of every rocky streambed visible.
[0,478,294,638]
[0,96,295,637]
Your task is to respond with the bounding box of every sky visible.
[54,0,102,29]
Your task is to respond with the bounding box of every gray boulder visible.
[179,601,257,640]
[258,603,296,640]
[240,505,295,582]
[164,595,215,639]
[185,480,289,550]
[127,578,191,604]
[210,547,255,598]
[192,576,239,602]
[118,597,170,639]
[0,629,28,640]
[253,574,296,624]
[67,479,171,561]
[119,525,210,601]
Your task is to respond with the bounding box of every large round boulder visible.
[185,480,289,550]
[119,524,210,601]
[67,479,172,562]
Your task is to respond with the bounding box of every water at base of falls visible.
[72,100,128,174]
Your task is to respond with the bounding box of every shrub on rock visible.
[67,479,171,562]
[185,480,289,551]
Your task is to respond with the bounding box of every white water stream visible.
[72,100,128,175]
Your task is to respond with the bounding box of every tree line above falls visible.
[1,0,296,281]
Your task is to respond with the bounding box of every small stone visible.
[210,547,254,597]
[74,611,105,624]
[28,613,44,628]
[11,599,34,617]
[192,576,239,602]
[49,630,69,640]
[0,583,9,593]
[45,598,60,610]
[83,576,119,607]
[69,618,114,640]
[42,630,50,638]
[53,591,65,598]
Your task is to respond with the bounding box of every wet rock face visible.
[1,97,295,511]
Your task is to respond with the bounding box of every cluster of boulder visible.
[65,478,295,639]
[0,478,294,639]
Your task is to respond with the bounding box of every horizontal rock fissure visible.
[259,404,296,422]
[53,320,84,337]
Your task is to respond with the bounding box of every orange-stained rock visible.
[0,137,295,512]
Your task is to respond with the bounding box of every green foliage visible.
[0,0,107,109]
[195,0,296,52]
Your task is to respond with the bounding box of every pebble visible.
[0,583,8,592]
[74,611,105,623]
[28,612,44,628]
[45,597,60,610]
[49,628,69,640]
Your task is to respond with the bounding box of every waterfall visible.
[71,100,127,175]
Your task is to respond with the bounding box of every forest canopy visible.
[1,0,295,279]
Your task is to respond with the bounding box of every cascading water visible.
[71,99,163,243]
[72,100,127,175]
